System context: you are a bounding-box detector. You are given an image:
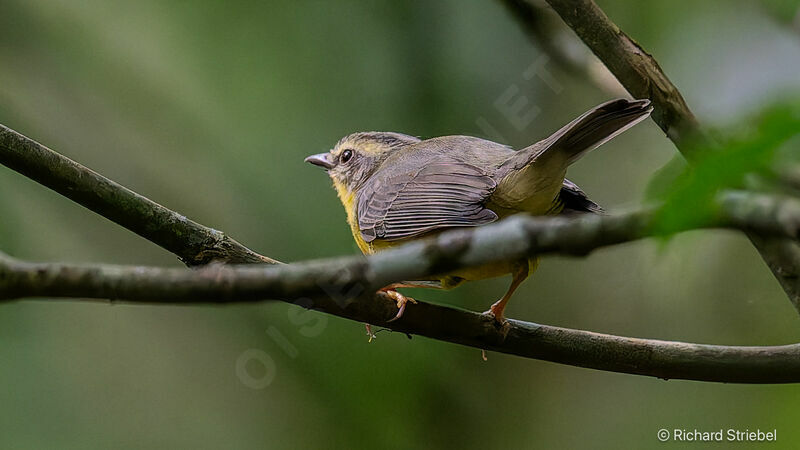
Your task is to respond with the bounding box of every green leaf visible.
[652,101,800,234]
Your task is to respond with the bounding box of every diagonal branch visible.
[499,0,625,95]
[538,0,800,312]
[500,0,593,78]
[540,0,702,152]
[0,124,279,266]
[3,191,799,303]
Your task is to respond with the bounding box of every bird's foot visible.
[483,302,511,338]
[379,289,417,322]
[484,302,508,326]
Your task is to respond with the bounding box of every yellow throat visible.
[332,178,373,254]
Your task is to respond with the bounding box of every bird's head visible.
[305,131,420,193]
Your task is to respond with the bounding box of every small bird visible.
[306,98,652,323]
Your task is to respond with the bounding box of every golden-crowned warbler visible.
[306,98,652,323]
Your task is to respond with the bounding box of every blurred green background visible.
[2,0,800,448]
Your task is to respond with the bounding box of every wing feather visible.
[357,161,498,242]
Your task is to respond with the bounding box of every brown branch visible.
[2,190,800,383]
[499,0,625,95]
[0,124,279,266]
[3,192,799,302]
[748,237,800,313]
[6,255,800,385]
[539,0,800,313]
[541,0,702,151]
[500,0,591,78]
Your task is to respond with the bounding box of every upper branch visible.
[0,124,278,266]
[500,0,595,79]
[541,0,702,153]
[3,191,799,303]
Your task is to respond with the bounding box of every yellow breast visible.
[333,178,374,254]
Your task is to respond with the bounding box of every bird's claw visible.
[483,305,511,338]
[484,303,508,326]
[380,289,417,322]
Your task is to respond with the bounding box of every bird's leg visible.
[485,263,530,324]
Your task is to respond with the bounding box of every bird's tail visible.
[503,98,653,172]
[491,99,651,215]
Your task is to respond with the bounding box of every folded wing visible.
[357,161,498,242]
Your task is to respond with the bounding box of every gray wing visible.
[357,161,498,242]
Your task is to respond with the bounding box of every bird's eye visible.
[340,149,354,164]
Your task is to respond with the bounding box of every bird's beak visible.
[304,153,335,170]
